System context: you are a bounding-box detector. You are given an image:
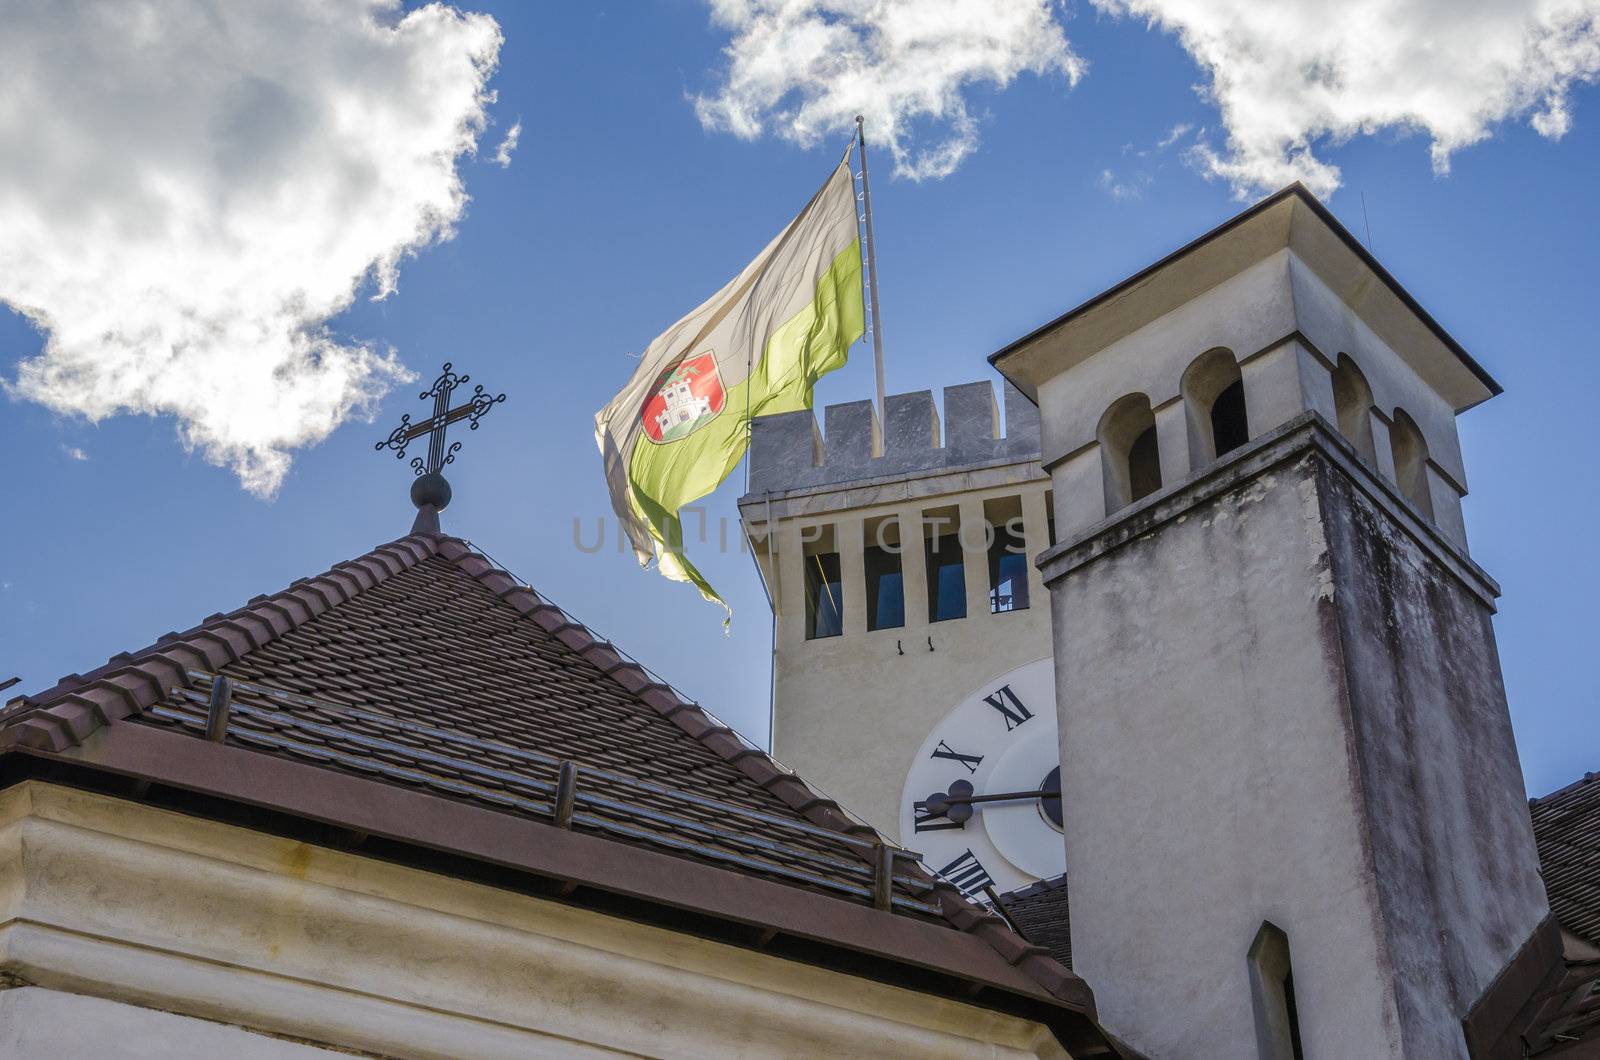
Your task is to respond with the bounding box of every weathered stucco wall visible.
[1316,456,1547,1048]
[1048,443,1401,1056]
[1042,428,1544,1058]
[0,782,1073,1059]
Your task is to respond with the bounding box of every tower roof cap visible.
[991,183,1500,413]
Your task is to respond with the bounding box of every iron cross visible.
[375,363,506,477]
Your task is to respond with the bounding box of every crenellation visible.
[942,382,997,452]
[746,408,823,495]
[824,400,878,464]
[884,390,940,454]
[743,380,1042,498]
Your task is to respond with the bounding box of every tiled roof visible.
[0,526,1106,1040]
[1533,772,1600,948]
[999,872,1073,968]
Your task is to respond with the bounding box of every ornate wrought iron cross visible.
[375,363,505,511]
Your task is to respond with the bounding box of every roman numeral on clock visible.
[935,848,993,898]
[983,684,1034,731]
[913,801,965,832]
[929,740,983,775]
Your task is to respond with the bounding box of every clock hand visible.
[921,773,1061,821]
[942,787,1058,806]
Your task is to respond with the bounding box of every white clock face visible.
[899,658,1064,899]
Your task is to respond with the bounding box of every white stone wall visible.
[1,988,344,1059]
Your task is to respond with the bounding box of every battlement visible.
[744,380,1040,497]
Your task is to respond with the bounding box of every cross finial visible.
[374,362,506,514]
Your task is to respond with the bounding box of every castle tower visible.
[739,383,1068,896]
[992,185,1549,1056]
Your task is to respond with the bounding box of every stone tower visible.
[992,184,1548,1056]
[738,383,1054,857]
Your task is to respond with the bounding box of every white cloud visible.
[61,446,88,462]
[693,0,1083,180]
[1099,168,1150,200]
[1094,0,1600,198]
[1156,122,1193,150]
[1,0,502,496]
[494,120,523,167]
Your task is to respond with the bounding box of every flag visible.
[595,156,864,609]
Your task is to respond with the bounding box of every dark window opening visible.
[1210,379,1249,457]
[925,531,966,623]
[1129,426,1162,503]
[864,545,904,631]
[988,519,1029,613]
[804,552,843,639]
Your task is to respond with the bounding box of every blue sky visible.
[3,2,1597,797]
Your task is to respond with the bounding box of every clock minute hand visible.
[943,787,1056,806]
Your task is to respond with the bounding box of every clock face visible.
[899,658,1063,899]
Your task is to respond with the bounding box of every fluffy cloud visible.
[1,1,502,496]
[1095,0,1600,197]
[693,0,1082,180]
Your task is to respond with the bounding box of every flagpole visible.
[855,115,887,424]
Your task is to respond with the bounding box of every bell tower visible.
[993,185,1548,1057]
[739,382,1064,896]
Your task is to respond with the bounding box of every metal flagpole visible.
[855,115,887,423]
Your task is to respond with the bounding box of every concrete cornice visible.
[1036,412,1501,610]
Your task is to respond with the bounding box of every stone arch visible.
[1182,347,1248,468]
[1098,393,1161,513]
[1330,354,1377,464]
[1389,407,1434,519]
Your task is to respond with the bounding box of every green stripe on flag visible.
[627,239,864,604]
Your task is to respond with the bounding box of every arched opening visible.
[1330,354,1377,463]
[1211,380,1249,457]
[1389,408,1434,519]
[1098,393,1161,513]
[1182,348,1248,467]
[1248,921,1306,1060]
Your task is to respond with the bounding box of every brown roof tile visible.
[999,872,1073,969]
[1533,773,1600,948]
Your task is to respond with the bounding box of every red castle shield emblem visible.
[641,351,725,443]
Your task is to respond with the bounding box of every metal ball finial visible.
[411,472,452,511]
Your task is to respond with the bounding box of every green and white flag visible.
[595,156,864,609]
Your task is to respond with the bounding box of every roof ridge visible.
[424,534,1094,1008]
[0,532,441,753]
[1529,770,1600,807]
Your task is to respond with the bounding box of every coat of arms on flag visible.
[642,352,724,444]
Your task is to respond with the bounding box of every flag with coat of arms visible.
[594,154,864,610]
